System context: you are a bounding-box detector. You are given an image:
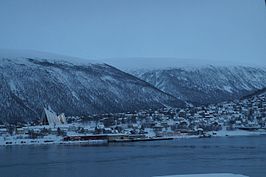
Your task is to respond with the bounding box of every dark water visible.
[1,136,266,177]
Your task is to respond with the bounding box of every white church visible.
[42,106,67,127]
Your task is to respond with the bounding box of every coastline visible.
[1,129,266,147]
[154,173,249,177]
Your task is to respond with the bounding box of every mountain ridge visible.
[131,65,266,105]
[0,51,185,123]
[102,57,266,71]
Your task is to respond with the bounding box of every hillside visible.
[131,66,266,105]
[0,50,184,123]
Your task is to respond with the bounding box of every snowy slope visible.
[241,87,266,100]
[0,50,184,123]
[131,65,266,105]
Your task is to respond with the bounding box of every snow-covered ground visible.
[157,130,266,140]
[0,134,108,146]
[0,135,62,146]
[213,129,266,137]
[154,173,249,177]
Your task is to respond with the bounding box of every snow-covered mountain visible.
[241,87,266,100]
[0,50,184,123]
[131,66,266,105]
[102,57,265,71]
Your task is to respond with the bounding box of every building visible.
[42,107,67,127]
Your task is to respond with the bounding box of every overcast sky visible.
[0,0,265,66]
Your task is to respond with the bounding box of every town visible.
[0,91,266,146]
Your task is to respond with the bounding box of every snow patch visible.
[223,86,233,93]
[71,91,79,100]
[8,80,18,92]
[101,75,117,83]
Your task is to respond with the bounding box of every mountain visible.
[102,57,264,71]
[241,87,266,100]
[0,50,184,123]
[131,65,266,105]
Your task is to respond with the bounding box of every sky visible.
[0,0,265,67]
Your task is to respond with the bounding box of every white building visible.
[42,107,67,127]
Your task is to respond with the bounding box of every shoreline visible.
[153,173,249,177]
[1,129,266,147]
